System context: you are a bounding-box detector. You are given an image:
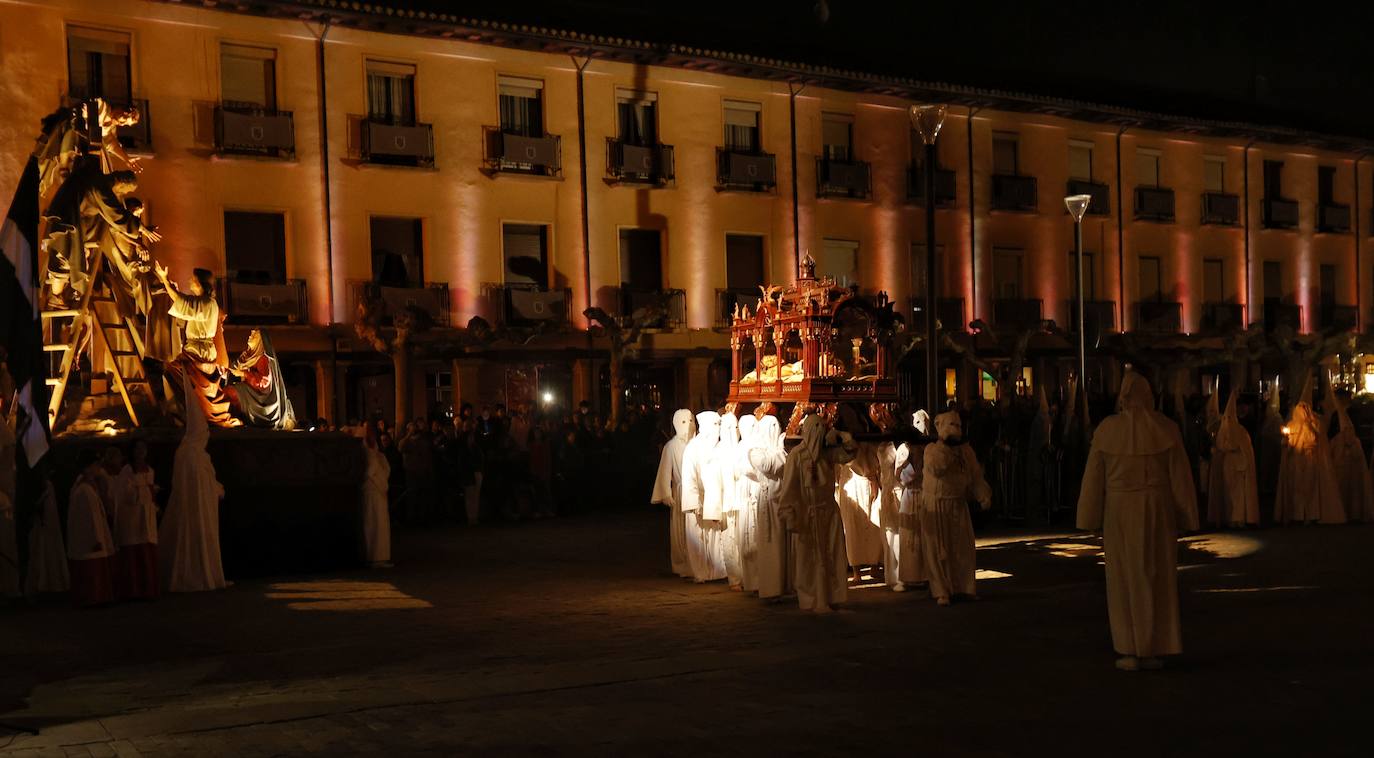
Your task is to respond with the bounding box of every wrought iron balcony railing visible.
[215,104,295,158]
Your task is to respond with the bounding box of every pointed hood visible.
[1094,371,1177,455]
[1205,379,1221,433]
[1214,388,1248,451]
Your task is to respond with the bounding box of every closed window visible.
[1263,160,1283,197]
[1138,256,1162,302]
[221,44,276,110]
[1203,258,1224,302]
[1204,156,1226,193]
[502,223,549,289]
[1262,261,1282,303]
[616,89,657,146]
[499,76,544,137]
[67,27,132,103]
[366,60,416,125]
[370,216,423,287]
[725,234,765,291]
[1069,142,1093,181]
[822,113,853,161]
[1136,150,1161,187]
[818,239,858,286]
[1320,264,1337,308]
[992,133,1018,175]
[224,211,286,284]
[1318,166,1337,206]
[992,248,1024,299]
[619,229,663,290]
[724,100,761,152]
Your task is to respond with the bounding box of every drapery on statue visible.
[227,329,296,430]
[35,100,142,198]
[156,264,240,428]
[41,162,159,309]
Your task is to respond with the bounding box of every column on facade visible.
[684,356,713,412]
[314,359,336,425]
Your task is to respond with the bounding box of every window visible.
[370,217,423,287]
[425,371,453,409]
[1320,264,1337,308]
[724,100,761,153]
[67,27,132,103]
[1204,156,1226,193]
[618,229,663,290]
[1138,256,1162,302]
[822,113,853,161]
[1262,261,1282,303]
[1069,142,1093,181]
[499,76,544,137]
[1318,166,1337,206]
[818,239,858,286]
[616,89,657,146]
[910,244,944,299]
[1263,160,1283,197]
[725,234,766,291]
[366,61,416,125]
[1203,258,1224,302]
[221,44,276,110]
[224,211,286,283]
[992,133,1018,175]
[1068,251,1096,300]
[502,224,548,289]
[1136,149,1161,187]
[992,248,1024,299]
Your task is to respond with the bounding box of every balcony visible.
[605,139,673,185]
[716,287,763,327]
[716,148,776,191]
[1319,204,1351,233]
[1319,304,1357,331]
[1136,301,1182,333]
[1065,180,1110,216]
[351,281,450,327]
[992,298,1044,330]
[1201,303,1246,331]
[1263,198,1299,229]
[484,127,561,176]
[991,174,1038,212]
[816,158,871,200]
[361,118,434,167]
[495,283,570,327]
[1201,192,1240,226]
[618,287,686,330]
[1067,300,1117,338]
[909,297,967,333]
[1134,186,1176,222]
[1262,302,1301,332]
[214,104,294,159]
[219,278,307,325]
[906,165,957,206]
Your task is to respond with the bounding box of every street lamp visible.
[910,104,946,417]
[1064,193,1092,395]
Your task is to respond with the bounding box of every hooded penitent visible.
[1077,371,1198,659]
[652,409,696,578]
[779,414,856,612]
[1274,376,1345,525]
[1207,389,1260,527]
[747,415,792,599]
[1324,390,1374,523]
[919,409,992,604]
[733,414,761,591]
[159,374,228,592]
[680,412,726,582]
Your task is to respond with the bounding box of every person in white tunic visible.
[680,411,726,582]
[25,479,70,595]
[779,414,856,613]
[891,417,928,592]
[1324,389,1374,523]
[1274,378,1344,525]
[651,409,695,578]
[747,415,791,600]
[114,440,160,600]
[836,443,887,580]
[159,375,228,592]
[920,410,992,606]
[1077,372,1199,671]
[717,413,745,589]
[1206,390,1260,528]
[363,425,393,567]
[67,452,116,607]
[733,414,760,592]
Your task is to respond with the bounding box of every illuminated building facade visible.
[2,0,1372,420]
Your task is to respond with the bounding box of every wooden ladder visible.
[44,255,157,428]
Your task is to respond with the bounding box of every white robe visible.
[25,482,70,595]
[717,415,744,588]
[115,465,159,547]
[651,434,691,578]
[779,418,856,612]
[892,442,927,586]
[680,425,726,583]
[1078,374,1199,658]
[836,445,886,568]
[1206,398,1259,527]
[363,442,392,564]
[747,418,790,599]
[919,441,991,601]
[734,419,762,592]
[67,479,115,561]
[159,377,227,592]
[1329,410,1374,523]
[1274,403,1345,525]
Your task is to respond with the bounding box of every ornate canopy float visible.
[726,256,904,436]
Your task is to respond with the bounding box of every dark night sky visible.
[366,0,1374,139]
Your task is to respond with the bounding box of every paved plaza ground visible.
[1,510,1370,756]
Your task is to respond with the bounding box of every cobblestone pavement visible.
[1,511,1371,756]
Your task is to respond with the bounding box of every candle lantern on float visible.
[727,255,903,436]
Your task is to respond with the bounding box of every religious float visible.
[725,256,906,437]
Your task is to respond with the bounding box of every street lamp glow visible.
[541,391,554,405]
[909,105,947,145]
[1064,193,1092,222]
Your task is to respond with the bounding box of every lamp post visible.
[1064,193,1093,394]
[911,104,946,416]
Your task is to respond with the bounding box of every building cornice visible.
[153,0,1374,154]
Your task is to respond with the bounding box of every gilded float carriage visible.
[725,257,904,436]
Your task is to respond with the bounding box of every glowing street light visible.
[1065,193,1093,396]
[910,104,947,417]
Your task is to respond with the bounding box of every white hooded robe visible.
[747,415,791,599]
[651,409,694,578]
[680,412,727,582]
[363,439,392,565]
[159,376,228,592]
[779,415,856,613]
[920,411,992,602]
[1206,390,1259,527]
